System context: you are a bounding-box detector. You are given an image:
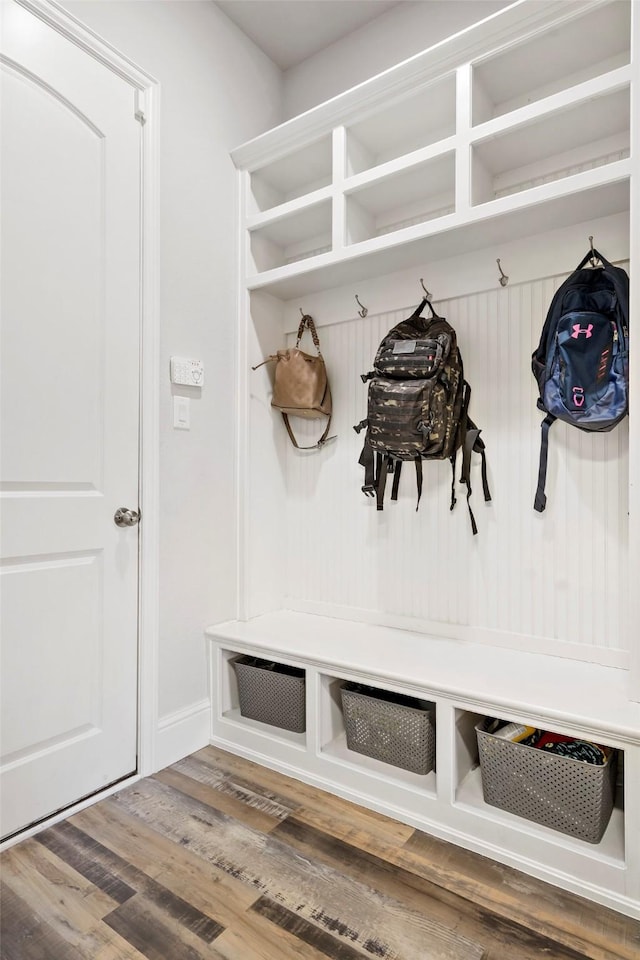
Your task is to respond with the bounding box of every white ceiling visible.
[216,0,402,69]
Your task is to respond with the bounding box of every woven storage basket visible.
[475,722,617,843]
[341,683,435,774]
[233,655,306,733]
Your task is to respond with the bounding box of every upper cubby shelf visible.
[471,85,630,205]
[248,134,333,216]
[233,0,632,301]
[345,75,456,176]
[471,0,630,124]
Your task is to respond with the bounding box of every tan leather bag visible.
[253,314,335,449]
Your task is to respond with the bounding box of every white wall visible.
[61,1,283,749]
[283,0,512,119]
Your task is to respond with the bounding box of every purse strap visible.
[282,412,335,450]
[296,314,323,357]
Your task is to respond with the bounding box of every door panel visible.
[0,1,141,838]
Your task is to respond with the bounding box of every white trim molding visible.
[156,700,212,772]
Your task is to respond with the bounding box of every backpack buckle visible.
[362,484,376,497]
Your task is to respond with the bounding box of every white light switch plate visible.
[173,395,190,430]
[170,356,204,387]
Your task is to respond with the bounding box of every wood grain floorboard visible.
[70,800,261,927]
[102,896,225,960]
[35,824,136,905]
[72,802,336,960]
[153,765,284,835]
[196,748,638,960]
[0,879,84,960]
[272,815,592,960]
[250,895,381,959]
[3,745,640,960]
[193,746,413,849]
[37,819,224,945]
[401,829,640,960]
[172,755,294,822]
[1,859,146,960]
[212,911,341,960]
[1,838,119,928]
[111,774,485,960]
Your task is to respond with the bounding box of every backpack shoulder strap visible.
[533,412,556,513]
[458,382,491,535]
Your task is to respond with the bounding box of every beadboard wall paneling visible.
[283,269,629,663]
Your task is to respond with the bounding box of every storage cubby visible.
[471,1,631,125]
[217,648,307,748]
[248,134,333,214]
[233,654,306,732]
[454,708,625,864]
[345,75,456,176]
[346,153,455,244]
[248,199,332,272]
[319,674,437,792]
[471,87,630,206]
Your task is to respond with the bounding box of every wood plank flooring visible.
[2,745,639,960]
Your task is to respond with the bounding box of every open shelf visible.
[246,175,630,300]
[345,153,455,244]
[471,87,630,206]
[248,199,332,272]
[319,673,437,793]
[217,647,307,748]
[453,708,625,864]
[345,74,456,176]
[248,134,333,214]
[471,1,630,124]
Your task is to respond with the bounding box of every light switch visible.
[173,395,190,430]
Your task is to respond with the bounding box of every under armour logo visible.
[572,387,585,407]
[571,324,593,339]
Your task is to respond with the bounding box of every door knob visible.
[114,507,141,527]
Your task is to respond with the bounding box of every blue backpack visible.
[531,248,629,512]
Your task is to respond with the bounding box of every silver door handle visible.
[114,507,141,527]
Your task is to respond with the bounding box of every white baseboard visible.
[156,698,211,771]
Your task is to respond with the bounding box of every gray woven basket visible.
[341,684,435,774]
[476,722,617,843]
[233,655,306,733]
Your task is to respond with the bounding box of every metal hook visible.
[299,307,305,318]
[496,258,509,287]
[355,294,368,318]
[419,278,432,300]
[588,235,600,268]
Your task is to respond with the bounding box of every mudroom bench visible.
[207,610,640,920]
[216,0,640,923]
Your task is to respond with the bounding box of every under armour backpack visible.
[354,297,491,534]
[532,248,629,513]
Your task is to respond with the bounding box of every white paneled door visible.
[0,1,141,838]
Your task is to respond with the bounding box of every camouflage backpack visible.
[354,297,491,534]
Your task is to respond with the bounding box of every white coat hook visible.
[355,294,368,318]
[419,278,432,300]
[496,258,509,287]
